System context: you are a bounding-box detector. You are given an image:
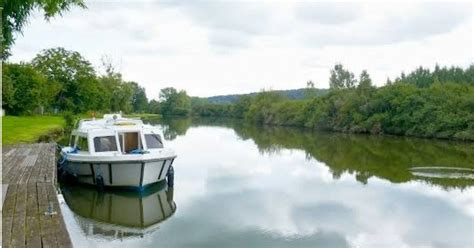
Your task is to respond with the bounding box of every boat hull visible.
[62,157,175,188]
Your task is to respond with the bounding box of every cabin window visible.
[76,136,89,151]
[145,134,163,149]
[118,132,142,153]
[94,136,118,152]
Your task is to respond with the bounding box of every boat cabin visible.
[69,114,164,155]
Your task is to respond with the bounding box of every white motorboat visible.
[59,114,177,189]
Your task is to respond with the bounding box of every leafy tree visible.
[32,47,99,113]
[159,87,178,115]
[358,70,372,89]
[357,70,374,96]
[245,90,287,124]
[130,82,148,112]
[159,87,191,116]
[2,0,85,59]
[2,63,46,114]
[232,95,252,118]
[148,100,161,114]
[329,64,357,89]
[2,68,16,113]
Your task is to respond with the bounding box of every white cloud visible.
[295,2,362,25]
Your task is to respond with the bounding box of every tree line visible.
[191,64,474,141]
[2,47,149,115]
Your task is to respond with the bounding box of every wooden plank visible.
[26,184,38,216]
[39,215,59,248]
[3,185,18,217]
[4,148,16,157]
[26,216,41,248]
[15,184,28,216]
[19,166,34,185]
[55,217,73,248]
[30,146,48,184]
[2,153,18,181]
[22,148,32,156]
[4,155,26,184]
[11,184,27,248]
[37,183,49,209]
[22,155,39,167]
[38,148,51,183]
[2,217,13,248]
[7,157,28,185]
[11,214,26,248]
[46,185,60,212]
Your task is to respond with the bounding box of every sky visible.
[9,0,474,99]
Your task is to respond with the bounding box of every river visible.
[59,118,474,248]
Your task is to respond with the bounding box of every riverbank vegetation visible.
[3,48,149,115]
[191,64,474,141]
[3,46,473,142]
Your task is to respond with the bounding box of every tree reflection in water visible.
[152,117,474,190]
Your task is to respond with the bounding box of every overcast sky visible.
[9,0,474,99]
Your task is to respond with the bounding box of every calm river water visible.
[59,118,474,248]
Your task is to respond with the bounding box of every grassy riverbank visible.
[2,116,65,145]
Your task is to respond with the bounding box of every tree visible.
[159,87,191,116]
[329,64,357,89]
[2,63,47,115]
[304,80,318,99]
[148,100,161,114]
[32,47,100,113]
[2,68,16,113]
[357,70,373,93]
[2,0,85,59]
[130,82,148,112]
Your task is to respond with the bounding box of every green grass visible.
[2,116,65,145]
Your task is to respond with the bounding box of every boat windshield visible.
[76,136,89,151]
[145,134,163,149]
[94,136,118,152]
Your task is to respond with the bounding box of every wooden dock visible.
[2,143,72,248]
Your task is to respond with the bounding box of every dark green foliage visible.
[192,104,234,117]
[159,87,191,116]
[1,0,85,59]
[192,64,474,141]
[32,47,102,113]
[393,64,474,87]
[62,111,77,136]
[2,47,148,115]
[148,100,161,114]
[130,82,148,113]
[1,63,58,115]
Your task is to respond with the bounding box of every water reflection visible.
[153,117,474,189]
[61,182,176,241]
[61,117,473,248]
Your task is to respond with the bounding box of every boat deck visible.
[2,143,72,248]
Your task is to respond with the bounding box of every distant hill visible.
[195,88,328,104]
